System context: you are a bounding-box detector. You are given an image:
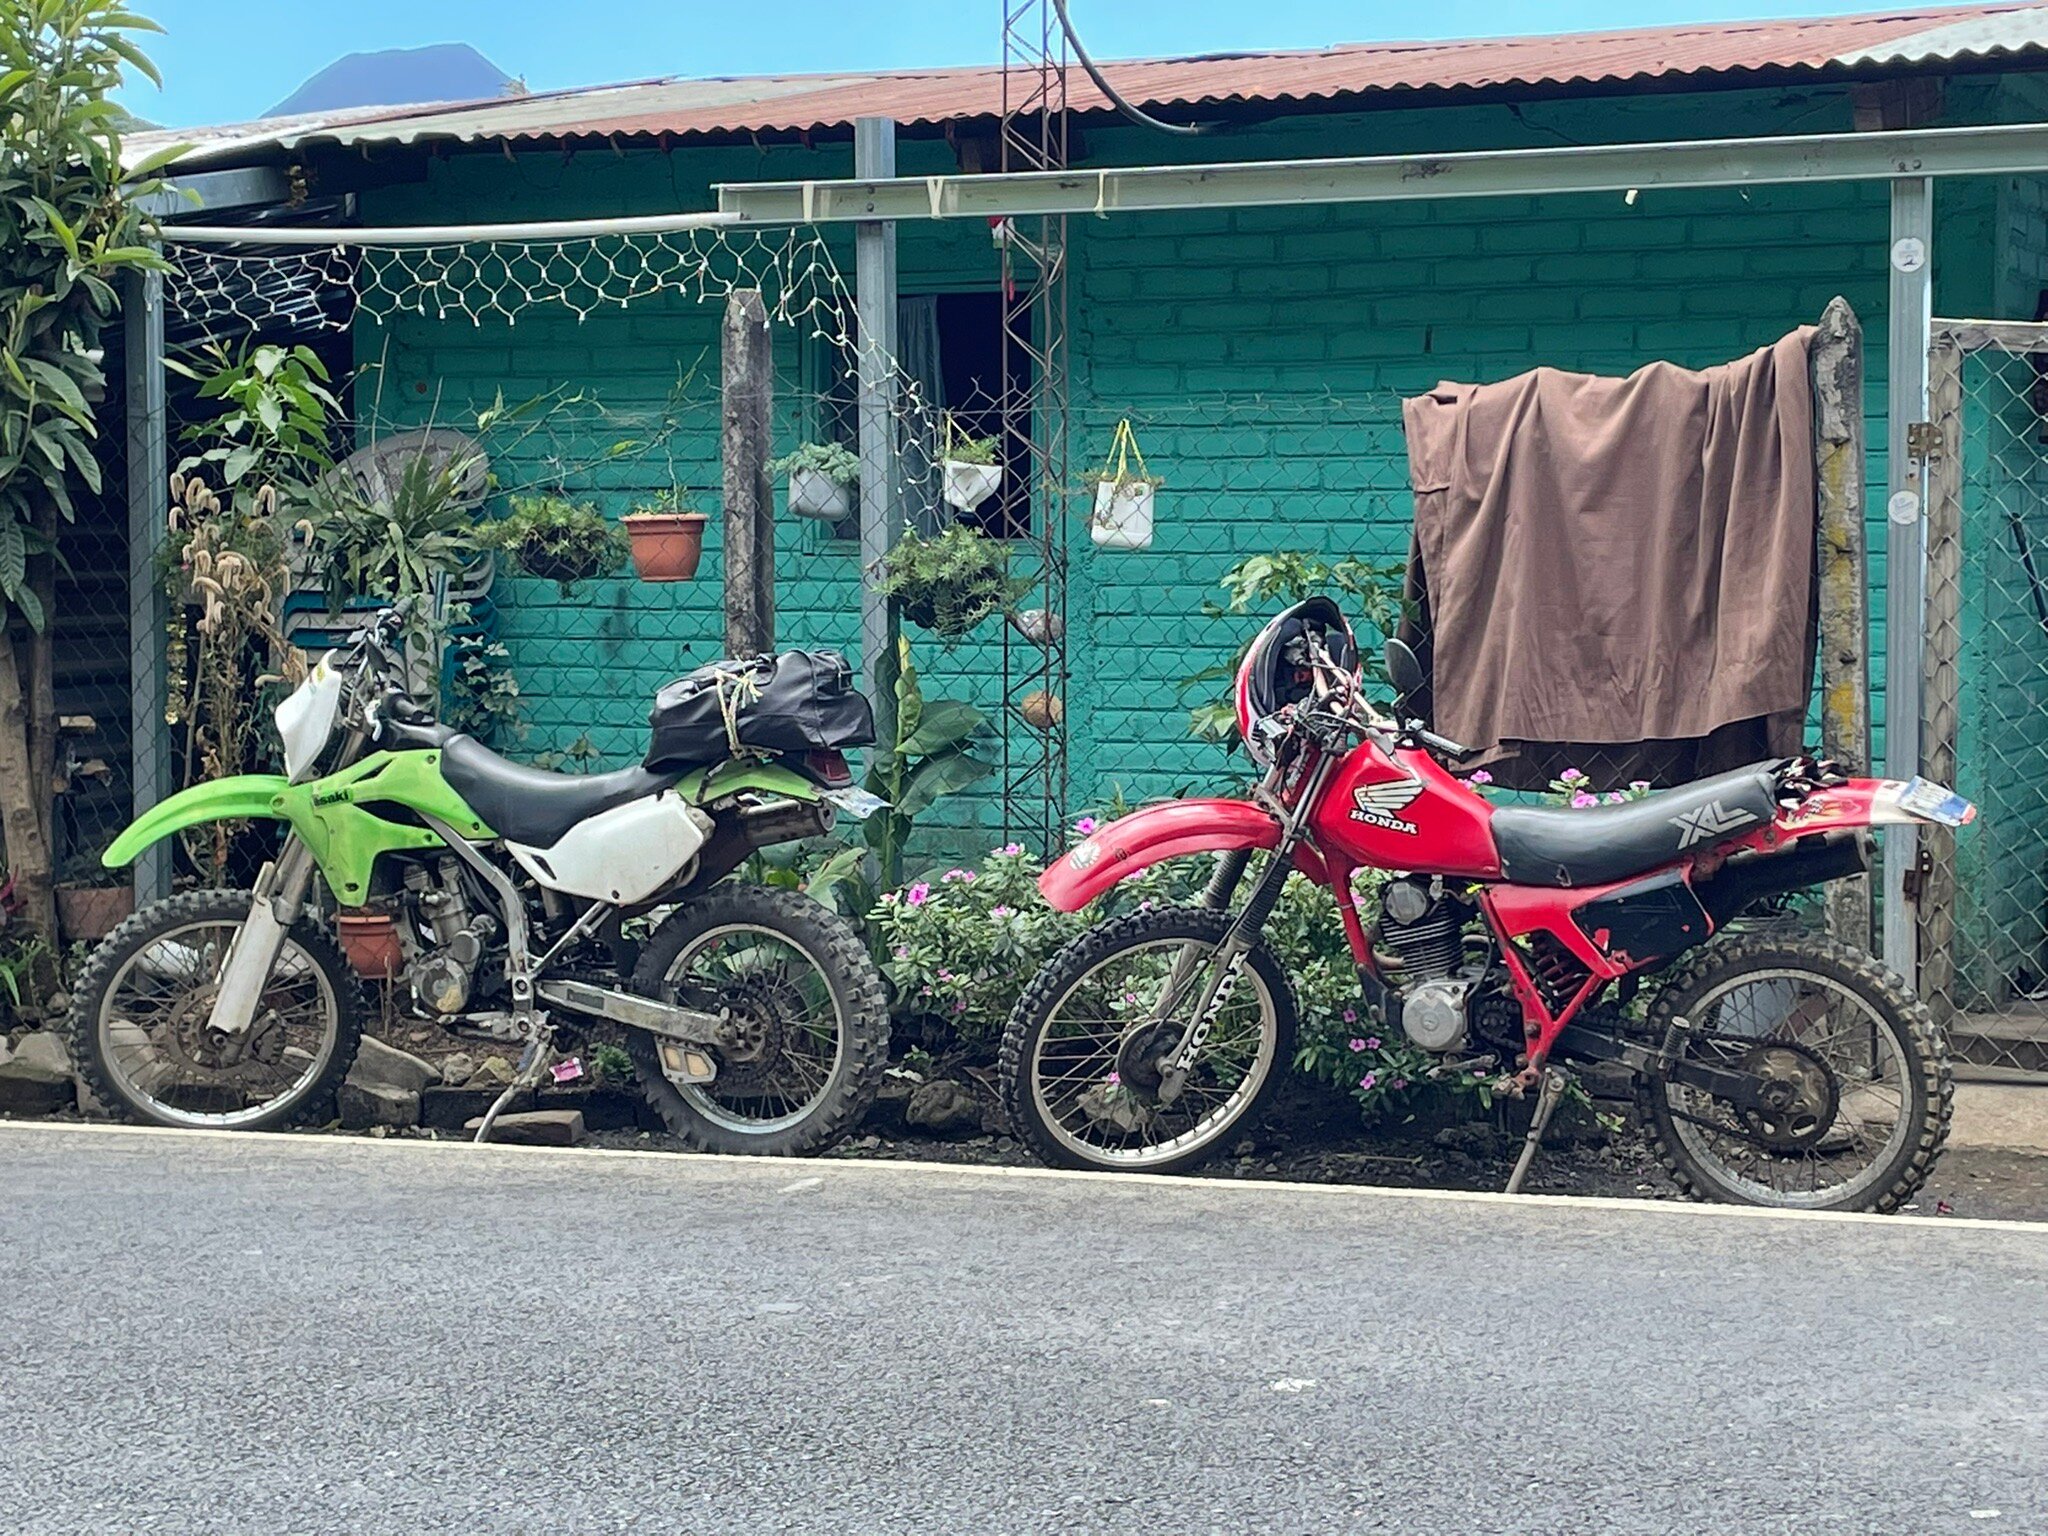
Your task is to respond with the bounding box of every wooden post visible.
[1812,295,1871,948]
[721,289,774,657]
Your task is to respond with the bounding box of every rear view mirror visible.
[1382,638,1425,702]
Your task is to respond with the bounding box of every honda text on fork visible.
[999,597,1971,1212]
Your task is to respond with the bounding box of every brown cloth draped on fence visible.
[1398,328,1818,791]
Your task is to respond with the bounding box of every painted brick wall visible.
[356,78,2034,860]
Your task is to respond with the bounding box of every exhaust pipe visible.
[1698,831,1868,928]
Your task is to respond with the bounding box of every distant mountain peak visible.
[266,43,514,118]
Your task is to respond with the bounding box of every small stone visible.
[905,1079,983,1137]
[462,1109,585,1146]
[347,1036,441,1097]
[1233,1137,1256,1158]
[470,1055,516,1089]
[1434,1122,1511,1161]
[439,1052,478,1088]
[0,1030,74,1116]
[339,1080,420,1130]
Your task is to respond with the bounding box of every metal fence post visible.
[854,116,901,750]
[123,265,169,905]
[1882,177,1933,985]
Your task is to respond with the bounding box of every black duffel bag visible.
[645,649,876,772]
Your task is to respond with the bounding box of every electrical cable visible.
[1051,0,1210,138]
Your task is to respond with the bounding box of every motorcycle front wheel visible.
[627,883,888,1156]
[1000,907,1296,1175]
[64,889,365,1131]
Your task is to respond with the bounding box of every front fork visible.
[1153,757,1334,1103]
[204,835,319,1041]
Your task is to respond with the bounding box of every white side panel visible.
[505,794,712,905]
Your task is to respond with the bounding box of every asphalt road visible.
[4,1125,2046,1536]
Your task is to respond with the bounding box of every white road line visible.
[4,1117,2045,1236]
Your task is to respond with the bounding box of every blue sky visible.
[123,0,1989,128]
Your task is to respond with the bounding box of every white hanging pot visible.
[943,459,1003,513]
[788,468,852,521]
[1091,478,1156,550]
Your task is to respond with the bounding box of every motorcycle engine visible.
[403,858,498,1016]
[1382,877,1476,1053]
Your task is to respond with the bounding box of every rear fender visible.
[1772,776,1977,837]
[1038,799,1283,913]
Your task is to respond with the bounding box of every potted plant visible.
[479,493,627,595]
[624,488,710,582]
[1087,420,1161,550]
[874,524,1028,638]
[941,426,1003,513]
[54,850,133,944]
[771,441,861,521]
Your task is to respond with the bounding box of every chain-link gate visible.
[1919,319,2048,1080]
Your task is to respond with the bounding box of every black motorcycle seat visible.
[439,734,681,849]
[1490,762,1783,888]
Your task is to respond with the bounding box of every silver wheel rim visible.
[95,916,341,1129]
[1665,965,1915,1208]
[1031,934,1280,1169]
[661,922,847,1135]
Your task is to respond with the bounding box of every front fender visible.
[1038,799,1283,913]
[103,775,292,868]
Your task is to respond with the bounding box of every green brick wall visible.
[356,78,2041,858]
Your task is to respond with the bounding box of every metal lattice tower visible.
[998,0,1071,853]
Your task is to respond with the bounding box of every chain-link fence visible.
[1920,320,2048,1080]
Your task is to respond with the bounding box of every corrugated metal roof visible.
[133,4,2048,170]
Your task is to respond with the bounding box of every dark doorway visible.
[935,290,1031,539]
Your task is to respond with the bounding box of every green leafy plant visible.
[768,441,860,485]
[1183,550,1410,742]
[1546,766,1654,807]
[0,930,51,1015]
[629,485,705,518]
[863,637,995,888]
[445,632,523,745]
[303,437,488,609]
[942,433,998,466]
[166,340,338,494]
[479,493,625,595]
[587,1040,634,1084]
[530,732,602,773]
[873,524,1029,638]
[0,0,179,946]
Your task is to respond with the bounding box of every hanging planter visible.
[479,494,629,596]
[940,419,1003,513]
[874,524,1029,639]
[771,442,860,521]
[622,489,709,582]
[1088,419,1162,551]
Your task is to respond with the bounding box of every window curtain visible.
[897,295,947,536]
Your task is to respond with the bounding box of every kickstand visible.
[473,1034,552,1145]
[1504,1067,1569,1196]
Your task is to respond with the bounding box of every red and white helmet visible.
[1233,596,1358,766]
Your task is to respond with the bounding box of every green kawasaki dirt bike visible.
[65,605,890,1151]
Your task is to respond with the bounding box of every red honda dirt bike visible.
[1000,597,1971,1212]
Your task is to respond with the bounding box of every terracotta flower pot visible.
[335,912,404,980]
[625,512,708,582]
[56,884,134,942]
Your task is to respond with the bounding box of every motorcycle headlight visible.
[275,655,346,782]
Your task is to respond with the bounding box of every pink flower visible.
[1105,1071,1121,1087]
[1348,1038,1367,1052]
[1073,816,1098,835]
[878,890,898,905]
[1390,1077,1408,1091]
[1358,1072,1378,1091]
[892,945,909,958]
[1561,767,1586,783]
[998,843,1024,857]
[1571,791,1598,808]
[1605,791,1628,805]
[990,905,1015,919]
[954,1001,966,1013]
[1364,1036,1382,1051]
[1629,780,1651,793]
[1465,769,1493,786]
[905,882,931,907]
[1341,1008,1357,1024]
[941,868,970,883]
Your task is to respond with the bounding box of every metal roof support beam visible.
[137,165,296,222]
[854,117,901,758]
[717,122,2048,225]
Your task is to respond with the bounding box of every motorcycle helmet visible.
[1233,596,1358,766]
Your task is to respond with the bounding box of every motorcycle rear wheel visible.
[1637,933,1951,1213]
[627,883,887,1156]
[1000,907,1296,1175]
